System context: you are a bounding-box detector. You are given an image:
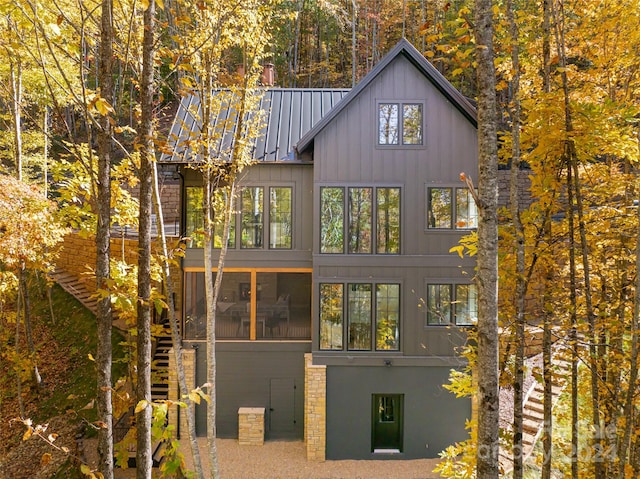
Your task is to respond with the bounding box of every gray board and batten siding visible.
[300,40,478,359]
[326,365,471,459]
[162,88,349,164]
[185,341,309,439]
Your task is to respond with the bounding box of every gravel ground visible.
[109,438,444,479]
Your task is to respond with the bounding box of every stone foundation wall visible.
[304,353,326,461]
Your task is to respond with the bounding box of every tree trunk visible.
[541,2,553,476]
[136,0,156,475]
[9,58,23,181]
[19,267,41,389]
[474,0,500,477]
[151,163,206,479]
[203,171,221,479]
[96,0,115,476]
[506,0,524,471]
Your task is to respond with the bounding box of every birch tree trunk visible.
[96,0,114,476]
[151,163,206,479]
[506,0,525,473]
[474,0,500,477]
[136,0,156,475]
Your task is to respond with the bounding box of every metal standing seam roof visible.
[161,88,350,164]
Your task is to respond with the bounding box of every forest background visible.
[0,0,640,478]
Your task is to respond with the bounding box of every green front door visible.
[372,394,403,452]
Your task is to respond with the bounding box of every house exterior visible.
[163,38,476,460]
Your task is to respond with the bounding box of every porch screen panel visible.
[376,188,400,254]
[256,272,311,340]
[241,187,263,248]
[184,271,206,338]
[348,284,372,350]
[375,284,400,350]
[348,187,372,254]
[320,187,344,253]
[320,283,343,350]
[269,187,292,249]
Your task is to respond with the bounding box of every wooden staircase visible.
[50,269,98,315]
[499,346,572,474]
[51,268,173,466]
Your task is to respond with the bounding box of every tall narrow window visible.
[185,186,204,248]
[402,104,423,145]
[376,284,400,350]
[213,188,235,249]
[348,187,372,254]
[454,284,478,325]
[456,189,478,229]
[320,283,343,350]
[348,284,372,350]
[378,103,399,145]
[427,187,453,228]
[269,187,292,249]
[426,284,452,325]
[376,188,400,254]
[241,187,263,248]
[320,187,344,253]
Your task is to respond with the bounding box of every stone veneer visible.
[168,347,196,437]
[238,408,265,446]
[304,353,326,461]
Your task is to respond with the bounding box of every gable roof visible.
[161,88,349,164]
[295,38,477,156]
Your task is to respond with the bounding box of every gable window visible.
[320,186,401,254]
[426,283,477,326]
[426,186,478,229]
[378,102,423,146]
[320,282,400,351]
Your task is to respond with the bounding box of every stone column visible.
[168,347,196,437]
[304,353,326,461]
[238,408,265,445]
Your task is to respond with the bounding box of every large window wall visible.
[320,186,400,254]
[319,282,400,351]
[185,185,293,250]
[184,269,311,340]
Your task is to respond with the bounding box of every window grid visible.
[321,186,401,255]
[426,283,477,326]
[378,102,424,146]
[320,282,400,351]
[426,186,477,230]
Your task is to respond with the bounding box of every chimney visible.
[261,63,275,87]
